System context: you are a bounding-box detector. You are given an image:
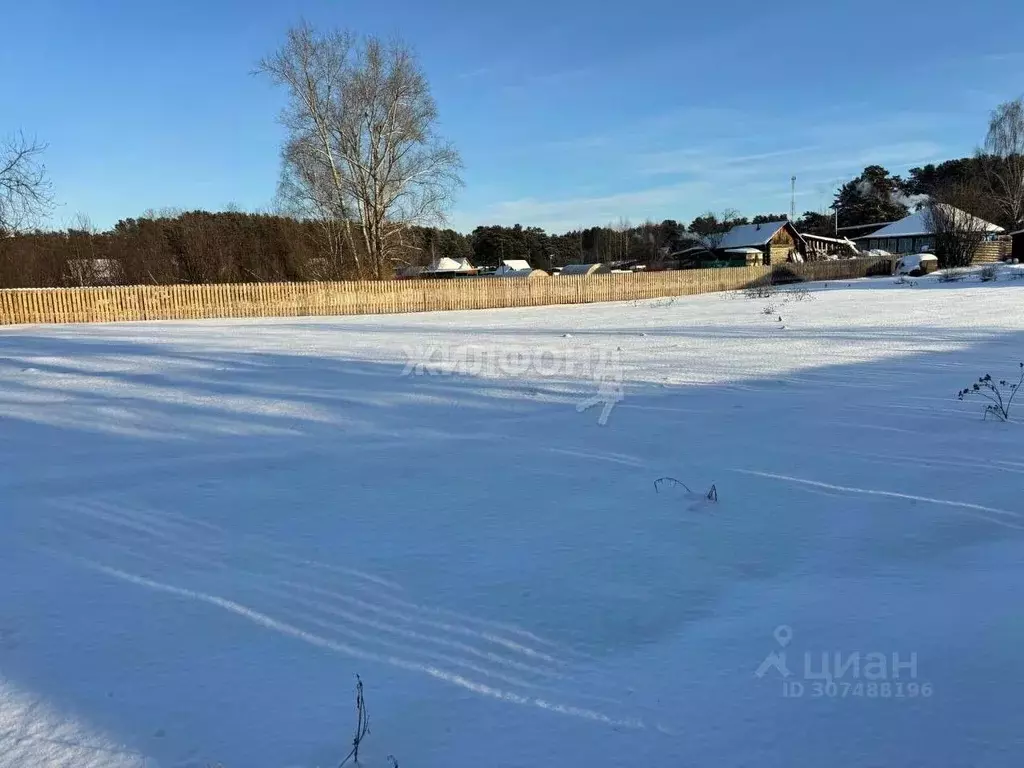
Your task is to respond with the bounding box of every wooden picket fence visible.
[0,258,892,326]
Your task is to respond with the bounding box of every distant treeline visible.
[0,212,472,287]
[0,212,779,287]
[0,208,837,288]
[1,156,1013,288]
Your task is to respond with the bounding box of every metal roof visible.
[717,221,791,249]
[499,259,532,272]
[426,257,476,273]
[858,207,1003,240]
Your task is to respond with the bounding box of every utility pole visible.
[832,181,840,238]
[790,176,797,222]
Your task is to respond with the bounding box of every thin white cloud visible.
[635,144,820,176]
[500,67,593,98]
[538,134,610,151]
[450,106,955,233]
[451,180,716,232]
[981,52,1024,63]
[456,67,494,80]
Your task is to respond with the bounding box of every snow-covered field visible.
[2,274,1024,767]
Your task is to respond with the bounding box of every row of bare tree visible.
[0,133,52,235]
[918,99,1024,267]
[0,212,474,288]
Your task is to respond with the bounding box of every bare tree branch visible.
[0,132,54,233]
[980,98,1024,231]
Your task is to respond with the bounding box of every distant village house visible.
[855,207,1003,256]
[64,258,123,286]
[491,259,547,277]
[422,257,478,279]
[714,220,806,265]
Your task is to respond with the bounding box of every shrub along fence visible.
[0,258,892,326]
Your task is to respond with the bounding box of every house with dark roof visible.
[714,220,806,265]
[836,222,896,240]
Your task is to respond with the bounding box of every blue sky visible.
[4,0,1023,234]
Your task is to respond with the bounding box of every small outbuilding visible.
[492,259,532,274]
[1011,228,1024,263]
[423,257,479,278]
[65,258,123,286]
[491,259,549,278]
[715,220,806,265]
[491,259,547,277]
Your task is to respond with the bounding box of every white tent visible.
[425,257,476,274]
[493,259,534,276]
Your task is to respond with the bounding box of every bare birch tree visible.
[1,132,53,234]
[258,23,462,279]
[980,98,1024,231]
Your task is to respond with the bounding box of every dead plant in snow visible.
[339,675,394,768]
[654,477,718,503]
[957,363,1024,421]
[748,273,813,322]
[745,282,776,300]
[979,264,1000,282]
[939,268,968,283]
[779,282,813,302]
